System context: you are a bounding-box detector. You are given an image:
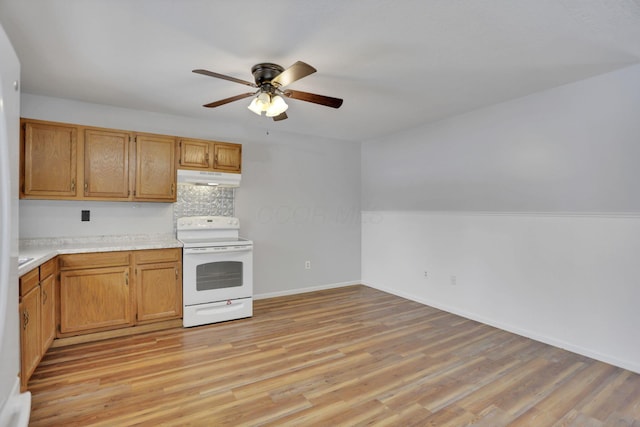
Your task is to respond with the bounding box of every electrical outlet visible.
[305,261,311,270]
[450,275,457,286]
[424,271,428,278]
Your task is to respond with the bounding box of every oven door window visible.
[196,261,243,291]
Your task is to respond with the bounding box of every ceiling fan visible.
[193,61,343,121]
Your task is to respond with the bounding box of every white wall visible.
[19,199,174,238]
[237,136,361,297]
[362,65,640,212]
[361,64,640,373]
[20,94,361,296]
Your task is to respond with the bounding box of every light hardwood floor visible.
[28,285,640,426]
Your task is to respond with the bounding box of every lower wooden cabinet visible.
[58,248,181,336]
[40,269,56,352]
[19,284,40,391]
[135,249,182,323]
[19,257,57,391]
[59,252,132,335]
[60,265,133,334]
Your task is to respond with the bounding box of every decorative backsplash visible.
[173,183,235,226]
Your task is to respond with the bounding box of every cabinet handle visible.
[71,178,75,192]
[84,182,88,193]
[42,290,48,305]
[175,268,178,280]
[23,309,29,330]
[125,271,129,286]
[171,183,175,195]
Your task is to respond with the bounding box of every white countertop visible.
[18,234,182,276]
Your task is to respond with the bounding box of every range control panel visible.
[177,216,240,231]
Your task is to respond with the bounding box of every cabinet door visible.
[60,266,133,334]
[134,134,176,201]
[84,129,130,199]
[23,121,77,197]
[213,143,241,173]
[40,273,56,351]
[178,139,210,169]
[136,262,182,322]
[20,286,41,390]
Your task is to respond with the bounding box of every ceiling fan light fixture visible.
[265,95,288,117]
[247,97,263,115]
[248,92,272,115]
[257,92,270,108]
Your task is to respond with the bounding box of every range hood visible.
[177,169,241,187]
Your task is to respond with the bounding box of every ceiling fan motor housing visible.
[251,63,285,86]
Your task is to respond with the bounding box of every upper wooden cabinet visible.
[178,138,209,169]
[22,121,77,198]
[20,119,180,203]
[84,128,130,199]
[213,143,242,172]
[20,118,242,202]
[177,138,241,173]
[135,134,176,201]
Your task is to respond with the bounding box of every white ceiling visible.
[2,0,640,142]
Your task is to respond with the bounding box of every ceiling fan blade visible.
[272,112,288,121]
[271,61,317,87]
[203,92,256,108]
[283,89,343,109]
[193,69,257,88]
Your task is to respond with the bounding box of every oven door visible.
[182,245,253,306]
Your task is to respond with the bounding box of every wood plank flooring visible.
[28,285,640,426]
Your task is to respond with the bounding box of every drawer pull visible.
[42,290,48,305]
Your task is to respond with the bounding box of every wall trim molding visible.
[361,210,640,219]
[254,280,360,300]
[362,280,640,375]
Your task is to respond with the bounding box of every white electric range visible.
[177,216,253,327]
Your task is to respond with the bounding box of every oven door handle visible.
[183,246,253,254]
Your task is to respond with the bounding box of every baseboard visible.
[254,280,360,300]
[362,280,640,375]
[52,319,183,348]
[0,377,30,427]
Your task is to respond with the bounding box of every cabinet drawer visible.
[59,251,130,270]
[40,258,57,279]
[134,248,181,264]
[19,268,39,297]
